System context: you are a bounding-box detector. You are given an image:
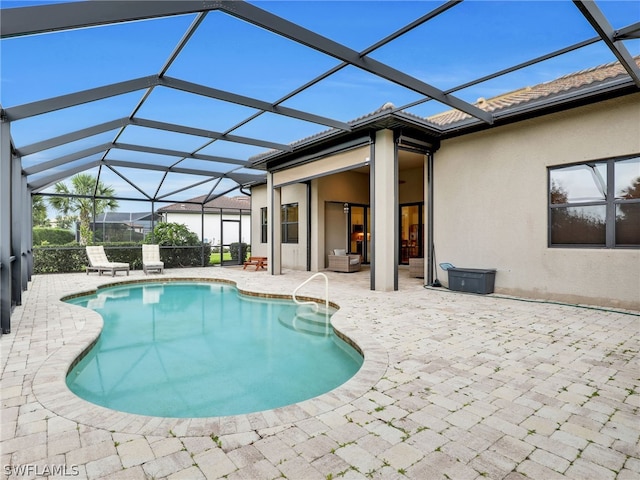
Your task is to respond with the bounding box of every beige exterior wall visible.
[280,183,308,269]
[272,146,369,186]
[250,182,309,269]
[433,93,640,309]
[250,184,268,258]
[250,94,639,307]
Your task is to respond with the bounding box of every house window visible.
[281,203,299,244]
[549,156,639,248]
[260,207,268,243]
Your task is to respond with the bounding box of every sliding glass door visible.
[400,204,423,264]
[348,205,370,264]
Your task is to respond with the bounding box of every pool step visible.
[278,306,332,336]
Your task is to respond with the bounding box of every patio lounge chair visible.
[327,249,361,273]
[85,245,130,277]
[142,244,164,274]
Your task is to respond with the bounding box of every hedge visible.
[33,243,212,274]
[33,227,75,246]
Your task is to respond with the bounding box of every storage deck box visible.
[447,268,496,294]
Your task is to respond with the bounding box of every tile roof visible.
[159,195,251,213]
[250,57,639,166]
[426,56,640,127]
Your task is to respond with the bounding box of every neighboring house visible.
[91,212,162,242]
[159,195,251,246]
[249,58,640,310]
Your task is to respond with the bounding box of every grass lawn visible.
[209,252,233,265]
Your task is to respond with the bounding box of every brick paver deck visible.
[1,267,638,479]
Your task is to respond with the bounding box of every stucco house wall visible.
[249,92,638,308]
[250,184,269,258]
[433,93,640,309]
[280,183,308,269]
[163,211,251,245]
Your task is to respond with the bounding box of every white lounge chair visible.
[85,245,130,276]
[142,244,164,274]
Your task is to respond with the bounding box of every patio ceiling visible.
[1,0,639,206]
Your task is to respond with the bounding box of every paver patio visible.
[1,266,638,479]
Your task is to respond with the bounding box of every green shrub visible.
[33,227,74,245]
[33,245,86,273]
[33,243,145,274]
[229,242,249,262]
[144,223,211,268]
[32,223,213,273]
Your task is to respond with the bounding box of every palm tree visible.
[31,195,50,227]
[48,174,119,245]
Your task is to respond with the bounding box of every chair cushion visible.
[349,257,360,265]
[333,249,347,256]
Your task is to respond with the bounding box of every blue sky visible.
[1,0,639,212]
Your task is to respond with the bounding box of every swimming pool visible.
[65,281,363,418]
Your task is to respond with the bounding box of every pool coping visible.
[32,277,388,437]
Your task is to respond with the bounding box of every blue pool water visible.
[65,282,362,418]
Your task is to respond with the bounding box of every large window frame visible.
[281,203,299,244]
[548,155,640,249]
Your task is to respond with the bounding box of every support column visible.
[267,172,282,275]
[1,118,12,334]
[372,129,398,291]
[425,151,434,284]
[20,168,29,291]
[310,179,322,272]
[11,155,23,306]
[26,189,33,281]
[305,181,311,271]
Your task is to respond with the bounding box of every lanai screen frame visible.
[1,0,639,334]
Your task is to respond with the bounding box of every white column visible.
[310,178,321,272]
[267,172,282,275]
[372,129,397,291]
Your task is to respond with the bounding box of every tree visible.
[144,222,210,268]
[145,222,199,246]
[31,195,50,227]
[620,176,640,200]
[48,174,118,245]
[550,180,604,244]
[617,176,640,244]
